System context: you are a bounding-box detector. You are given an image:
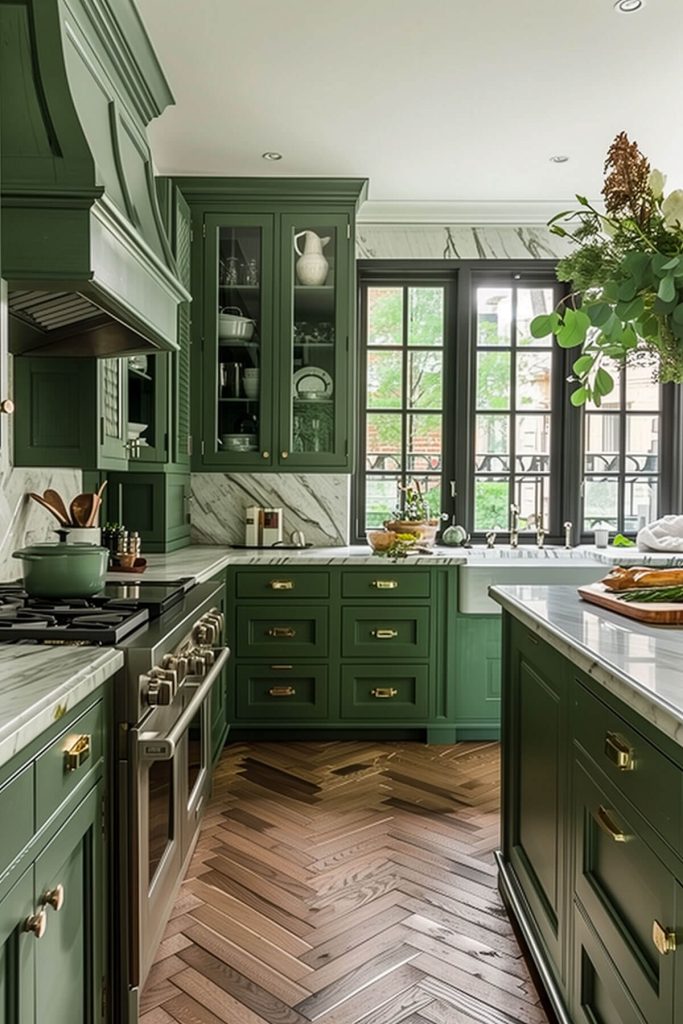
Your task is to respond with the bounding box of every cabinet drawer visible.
[235,664,328,720]
[236,606,328,657]
[341,607,430,659]
[0,765,34,878]
[235,571,329,599]
[573,903,647,1024]
[340,664,429,720]
[573,756,675,1024]
[574,680,682,850]
[36,700,104,829]
[341,570,431,600]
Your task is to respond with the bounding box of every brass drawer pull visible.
[595,805,631,843]
[64,735,91,773]
[371,687,398,698]
[23,909,47,939]
[652,920,677,956]
[266,627,296,638]
[371,629,399,639]
[270,664,293,670]
[269,579,294,591]
[41,884,64,912]
[371,580,398,590]
[268,686,296,697]
[604,731,635,771]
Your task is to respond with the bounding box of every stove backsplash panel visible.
[190,473,350,547]
[0,468,83,580]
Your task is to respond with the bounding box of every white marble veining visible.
[356,224,572,261]
[490,584,683,749]
[0,645,123,769]
[190,473,350,547]
[0,467,83,581]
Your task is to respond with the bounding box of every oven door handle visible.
[138,647,230,760]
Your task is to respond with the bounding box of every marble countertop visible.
[0,645,123,769]
[104,543,681,584]
[490,584,683,749]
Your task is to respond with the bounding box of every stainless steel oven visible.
[115,580,229,1021]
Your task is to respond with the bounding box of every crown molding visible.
[357,199,599,226]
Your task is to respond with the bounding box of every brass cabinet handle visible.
[595,805,631,843]
[23,910,47,939]
[371,580,398,590]
[269,579,294,590]
[41,884,64,912]
[371,688,398,698]
[652,920,677,956]
[0,398,15,415]
[270,664,293,670]
[266,627,296,638]
[371,629,398,639]
[604,731,635,771]
[268,686,296,697]
[281,451,289,459]
[64,735,91,773]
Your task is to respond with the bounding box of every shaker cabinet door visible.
[0,868,34,1024]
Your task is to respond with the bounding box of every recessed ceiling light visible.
[614,0,645,12]
[262,151,283,161]
[550,155,570,164]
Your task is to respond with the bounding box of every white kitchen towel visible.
[637,514,683,551]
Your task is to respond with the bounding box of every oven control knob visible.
[162,655,178,672]
[145,677,173,706]
[190,653,207,676]
[193,623,209,645]
[200,646,216,667]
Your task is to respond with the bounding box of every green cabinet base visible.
[107,471,190,551]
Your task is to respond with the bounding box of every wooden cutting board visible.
[578,583,683,624]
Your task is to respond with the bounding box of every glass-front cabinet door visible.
[202,213,275,467]
[126,354,168,463]
[279,212,351,468]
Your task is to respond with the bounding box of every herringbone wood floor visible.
[140,741,549,1024]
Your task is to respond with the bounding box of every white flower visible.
[600,216,617,238]
[662,189,683,231]
[648,168,667,199]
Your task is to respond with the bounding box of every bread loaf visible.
[602,566,683,591]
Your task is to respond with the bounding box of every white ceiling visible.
[138,0,683,218]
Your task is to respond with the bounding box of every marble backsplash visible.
[190,473,351,547]
[0,468,83,580]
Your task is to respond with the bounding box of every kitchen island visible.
[491,583,683,1024]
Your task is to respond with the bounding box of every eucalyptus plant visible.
[531,132,683,405]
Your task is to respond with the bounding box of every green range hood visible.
[0,0,190,356]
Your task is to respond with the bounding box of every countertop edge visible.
[490,587,683,749]
[0,648,124,771]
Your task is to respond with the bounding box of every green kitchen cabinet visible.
[0,867,34,1024]
[14,354,169,470]
[453,615,502,736]
[106,470,191,552]
[0,686,110,1024]
[501,619,569,988]
[178,178,367,472]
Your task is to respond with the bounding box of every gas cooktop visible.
[0,580,193,644]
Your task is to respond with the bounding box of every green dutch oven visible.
[13,543,109,598]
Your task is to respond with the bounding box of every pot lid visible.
[14,544,109,557]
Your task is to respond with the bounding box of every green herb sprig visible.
[618,586,683,603]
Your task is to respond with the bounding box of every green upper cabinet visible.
[179,177,367,473]
[14,354,168,470]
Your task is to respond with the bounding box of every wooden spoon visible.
[28,492,71,527]
[43,489,70,525]
[85,480,108,529]
[69,493,96,528]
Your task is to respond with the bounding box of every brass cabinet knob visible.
[41,884,64,912]
[0,398,15,415]
[262,451,270,459]
[281,450,289,459]
[23,909,47,939]
[652,920,677,956]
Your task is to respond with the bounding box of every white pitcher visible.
[294,230,331,286]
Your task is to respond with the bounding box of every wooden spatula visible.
[28,492,70,527]
[43,489,70,525]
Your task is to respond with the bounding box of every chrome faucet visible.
[536,517,546,549]
[485,530,497,549]
[564,521,573,549]
[509,504,519,549]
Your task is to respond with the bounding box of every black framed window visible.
[359,280,449,530]
[354,260,679,544]
[582,362,661,534]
